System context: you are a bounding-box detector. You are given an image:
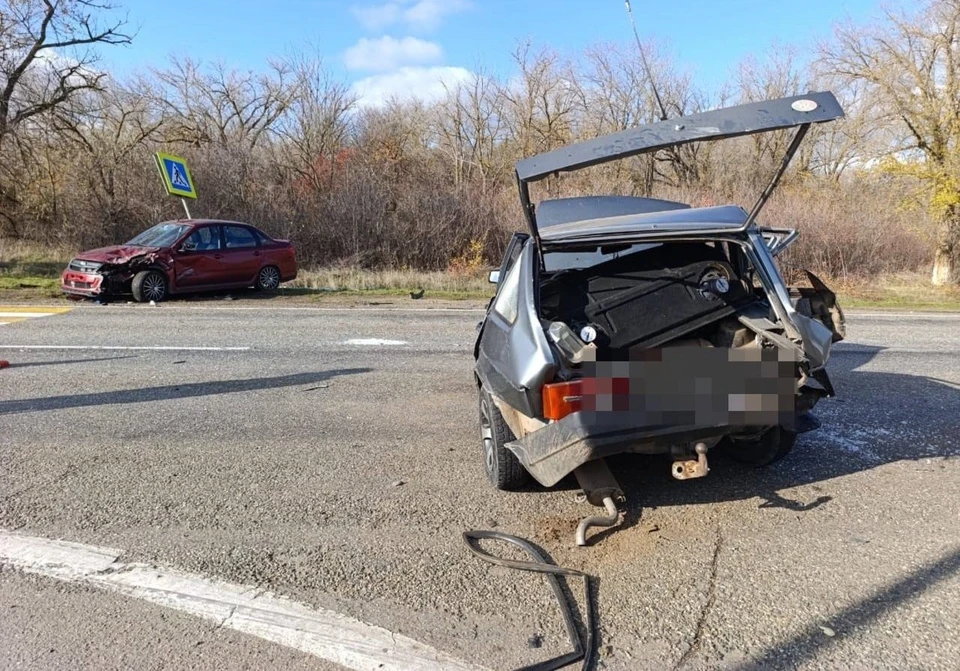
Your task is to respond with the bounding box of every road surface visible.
[1,302,958,670]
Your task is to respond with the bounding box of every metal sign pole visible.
[180,198,192,219]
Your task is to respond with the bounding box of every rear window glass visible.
[224,226,258,249]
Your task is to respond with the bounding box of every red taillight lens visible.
[542,380,583,420]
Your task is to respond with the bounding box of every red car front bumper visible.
[61,270,104,297]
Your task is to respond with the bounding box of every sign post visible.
[154,151,198,218]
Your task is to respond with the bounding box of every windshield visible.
[126,223,191,248]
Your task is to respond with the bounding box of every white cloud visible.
[351,2,402,31]
[402,0,471,32]
[351,66,473,107]
[351,0,471,33]
[343,36,443,72]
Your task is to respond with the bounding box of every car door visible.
[475,234,555,418]
[220,225,262,284]
[173,225,227,289]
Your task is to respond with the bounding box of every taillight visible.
[542,380,583,420]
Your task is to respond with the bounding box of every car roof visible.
[536,196,690,229]
[162,219,255,227]
[538,203,749,245]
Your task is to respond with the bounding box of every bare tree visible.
[0,0,130,234]
[0,0,130,148]
[820,0,960,284]
[276,51,356,194]
[153,57,297,150]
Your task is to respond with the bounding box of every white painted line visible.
[343,338,409,346]
[0,532,486,671]
[79,305,486,314]
[0,345,249,351]
[0,311,58,318]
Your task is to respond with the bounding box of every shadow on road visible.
[7,355,139,369]
[0,368,371,415]
[731,544,960,670]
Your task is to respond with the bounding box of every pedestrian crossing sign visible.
[154,152,197,199]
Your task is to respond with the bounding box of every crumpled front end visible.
[60,249,164,299]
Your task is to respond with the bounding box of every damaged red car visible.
[61,220,297,302]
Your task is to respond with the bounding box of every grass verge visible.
[1,244,958,310]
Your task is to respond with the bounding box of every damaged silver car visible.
[474,92,847,544]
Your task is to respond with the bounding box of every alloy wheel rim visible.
[144,274,165,301]
[479,401,495,474]
[260,267,280,289]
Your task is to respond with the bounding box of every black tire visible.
[478,387,530,490]
[255,265,281,291]
[725,425,797,467]
[131,270,167,303]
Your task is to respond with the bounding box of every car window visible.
[492,251,522,324]
[182,226,221,252]
[223,225,258,249]
[127,223,191,248]
[254,229,272,245]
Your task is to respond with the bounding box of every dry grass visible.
[289,267,493,299]
[829,272,960,310]
[2,238,958,308]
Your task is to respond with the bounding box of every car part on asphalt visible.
[462,530,596,671]
[572,460,624,547]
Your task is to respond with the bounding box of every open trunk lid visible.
[514,91,844,243]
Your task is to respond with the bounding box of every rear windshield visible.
[127,223,191,248]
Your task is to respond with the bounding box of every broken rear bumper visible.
[506,411,743,487]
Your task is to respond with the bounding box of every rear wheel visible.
[255,265,281,291]
[725,425,797,467]
[131,270,167,303]
[478,387,529,490]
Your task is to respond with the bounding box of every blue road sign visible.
[155,152,197,199]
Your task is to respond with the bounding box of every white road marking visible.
[0,345,249,351]
[0,532,485,671]
[0,311,58,318]
[343,338,409,346]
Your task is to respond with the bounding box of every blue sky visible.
[100,0,905,104]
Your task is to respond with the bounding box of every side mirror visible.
[179,242,197,253]
[488,270,500,284]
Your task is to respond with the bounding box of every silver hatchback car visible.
[473,92,847,543]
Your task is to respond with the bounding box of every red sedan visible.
[61,220,297,302]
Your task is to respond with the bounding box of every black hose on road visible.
[462,530,597,671]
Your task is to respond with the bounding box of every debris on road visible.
[463,529,596,670]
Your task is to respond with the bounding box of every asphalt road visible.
[1,302,958,670]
